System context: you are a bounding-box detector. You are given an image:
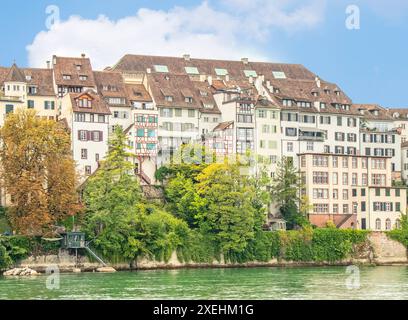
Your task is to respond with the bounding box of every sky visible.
[0,0,407,107]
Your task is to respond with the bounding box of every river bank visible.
[4,232,406,274]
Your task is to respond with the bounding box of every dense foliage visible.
[0,110,81,236]
[388,214,408,247]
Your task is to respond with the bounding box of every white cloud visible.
[26,1,326,69]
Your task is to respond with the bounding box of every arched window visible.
[395,219,401,229]
[375,218,381,230]
[385,218,391,230]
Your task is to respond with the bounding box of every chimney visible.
[183,54,191,61]
[225,74,230,82]
[53,55,57,65]
[207,75,213,86]
[46,61,51,69]
[146,68,151,74]
[315,77,321,88]
[241,57,249,65]
[81,53,86,58]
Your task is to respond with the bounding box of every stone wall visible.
[15,232,408,272]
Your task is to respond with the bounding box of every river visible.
[1,266,408,300]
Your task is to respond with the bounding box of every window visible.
[352,157,358,169]
[185,66,199,75]
[333,172,338,185]
[313,204,329,213]
[81,149,87,159]
[375,219,381,230]
[342,173,349,185]
[287,142,293,152]
[27,100,35,109]
[386,189,391,197]
[361,188,366,196]
[343,204,349,214]
[320,116,331,125]
[79,75,88,81]
[333,204,339,213]
[332,156,338,168]
[307,142,314,151]
[215,68,228,76]
[313,189,329,199]
[362,158,367,169]
[313,172,329,184]
[342,157,348,168]
[85,166,92,175]
[361,201,366,212]
[353,202,358,214]
[272,71,286,79]
[372,174,386,186]
[98,115,105,123]
[44,101,55,110]
[285,128,297,136]
[343,189,349,200]
[362,173,368,186]
[352,173,358,186]
[324,145,330,153]
[335,132,345,141]
[244,70,257,77]
[396,202,401,212]
[78,130,87,141]
[92,131,101,142]
[313,156,328,167]
[174,108,182,117]
[333,189,338,199]
[396,189,401,197]
[385,219,392,231]
[375,188,381,196]
[95,153,99,162]
[154,65,169,73]
[137,129,145,137]
[337,116,342,126]
[396,219,402,229]
[62,74,71,80]
[257,110,267,118]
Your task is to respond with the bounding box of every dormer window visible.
[215,68,228,76]
[359,109,365,115]
[274,87,280,94]
[63,74,71,80]
[297,101,311,108]
[165,95,173,102]
[312,90,319,97]
[320,102,326,109]
[393,112,400,118]
[76,64,82,71]
[79,75,88,81]
[28,86,37,95]
[77,98,91,108]
[324,88,330,94]
[25,75,32,81]
[154,65,169,73]
[200,90,208,97]
[203,103,214,109]
[282,99,293,107]
[185,96,193,103]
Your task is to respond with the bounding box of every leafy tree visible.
[0,243,12,270]
[271,157,308,229]
[0,110,80,236]
[83,127,142,236]
[195,163,261,253]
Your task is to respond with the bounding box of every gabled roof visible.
[125,84,152,102]
[352,104,394,121]
[53,55,96,88]
[93,71,128,100]
[214,121,234,131]
[69,90,111,115]
[5,63,26,82]
[113,54,317,81]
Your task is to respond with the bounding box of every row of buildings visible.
[0,53,407,231]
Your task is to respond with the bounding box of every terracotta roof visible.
[23,68,55,96]
[69,90,111,115]
[352,104,394,121]
[256,97,279,109]
[53,55,96,87]
[125,84,152,102]
[0,66,55,96]
[191,81,220,114]
[402,141,408,148]
[5,63,26,82]
[147,73,202,109]
[93,71,128,105]
[113,54,317,80]
[214,121,234,131]
[389,108,408,120]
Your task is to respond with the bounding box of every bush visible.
[0,243,12,270]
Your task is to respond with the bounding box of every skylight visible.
[272,71,286,79]
[215,68,228,76]
[185,66,199,75]
[244,70,257,77]
[154,65,169,73]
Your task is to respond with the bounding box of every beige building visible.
[300,153,406,230]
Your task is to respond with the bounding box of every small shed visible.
[61,232,86,249]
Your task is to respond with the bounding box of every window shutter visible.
[78,130,81,140]
[99,131,103,141]
[87,131,92,141]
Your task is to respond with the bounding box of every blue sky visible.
[1,0,408,107]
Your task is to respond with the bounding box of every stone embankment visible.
[2,232,407,274]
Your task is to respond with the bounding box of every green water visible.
[1,266,408,300]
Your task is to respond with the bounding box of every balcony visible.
[298,128,325,142]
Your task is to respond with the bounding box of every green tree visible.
[195,163,262,253]
[271,157,308,229]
